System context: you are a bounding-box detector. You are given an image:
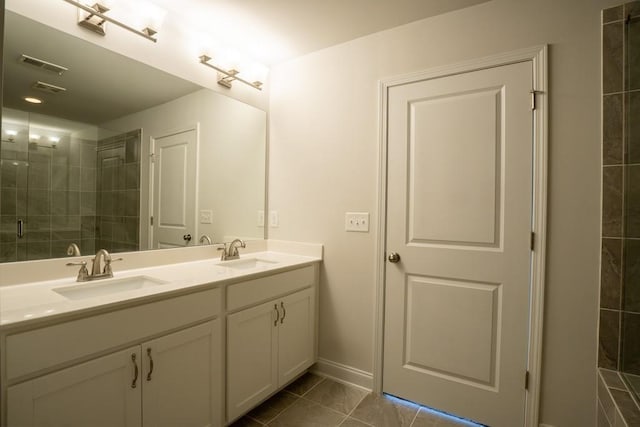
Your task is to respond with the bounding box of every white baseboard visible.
[311,358,373,391]
[539,424,556,427]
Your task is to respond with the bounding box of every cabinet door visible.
[277,287,316,385]
[227,300,279,422]
[8,346,142,427]
[142,320,221,427]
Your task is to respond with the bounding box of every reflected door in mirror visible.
[151,129,197,249]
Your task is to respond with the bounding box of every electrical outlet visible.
[257,210,265,227]
[345,212,369,232]
[270,210,279,227]
[199,210,213,224]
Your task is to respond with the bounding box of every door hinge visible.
[530,232,535,251]
[530,90,543,111]
[530,91,536,110]
[150,216,154,226]
[525,370,530,390]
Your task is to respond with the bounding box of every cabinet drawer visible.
[6,287,221,381]
[226,266,316,311]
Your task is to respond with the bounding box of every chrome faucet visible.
[66,243,81,256]
[199,234,213,245]
[66,249,122,282]
[218,239,246,261]
[91,249,112,277]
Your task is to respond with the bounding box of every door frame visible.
[373,45,548,427]
[148,124,200,249]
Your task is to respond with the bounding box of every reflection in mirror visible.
[0,10,267,263]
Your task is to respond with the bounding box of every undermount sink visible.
[220,257,279,270]
[53,276,168,300]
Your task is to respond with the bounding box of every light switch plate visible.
[270,210,279,227]
[200,210,213,224]
[258,210,265,227]
[345,212,369,232]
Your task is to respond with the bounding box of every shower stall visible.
[0,108,141,263]
[599,1,640,420]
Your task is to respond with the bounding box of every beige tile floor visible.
[229,373,483,427]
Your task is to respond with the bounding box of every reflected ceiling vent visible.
[20,54,68,75]
[32,81,67,94]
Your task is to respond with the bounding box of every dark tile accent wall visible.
[600,2,640,379]
[95,129,141,253]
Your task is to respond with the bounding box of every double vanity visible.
[0,241,322,427]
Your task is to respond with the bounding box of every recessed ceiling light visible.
[24,96,43,104]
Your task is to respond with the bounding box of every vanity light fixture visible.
[62,0,159,43]
[199,55,263,91]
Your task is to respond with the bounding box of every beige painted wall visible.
[268,0,618,425]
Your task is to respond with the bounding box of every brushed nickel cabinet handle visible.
[274,304,280,326]
[280,302,286,324]
[146,348,154,381]
[131,353,138,389]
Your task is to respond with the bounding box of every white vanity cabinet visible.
[226,266,318,422]
[141,320,220,427]
[3,288,223,427]
[8,321,219,427]
[8,346,143,426]
[0,256,321,427]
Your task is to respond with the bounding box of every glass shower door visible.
[0,109,29,262]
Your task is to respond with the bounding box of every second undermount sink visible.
[53,276,169,300]
[220,257,279,271]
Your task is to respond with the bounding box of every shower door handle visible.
[17,219,24,239]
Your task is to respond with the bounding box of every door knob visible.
[183,234,192,242]
[388,252,401,263]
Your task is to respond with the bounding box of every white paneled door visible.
[151,129,197,249]
[383,61,533,427]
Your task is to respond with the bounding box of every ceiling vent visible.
[20,54,68,75]
[32,81,67,94]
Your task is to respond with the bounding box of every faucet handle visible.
[66,261,89,281]
[217,244,229,260]
[103,257,123,276]
[66,260,87,267]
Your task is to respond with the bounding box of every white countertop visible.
[0,250,321,328]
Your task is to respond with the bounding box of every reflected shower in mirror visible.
[0,10,267,263]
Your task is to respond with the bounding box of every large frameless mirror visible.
[0,10,267,263]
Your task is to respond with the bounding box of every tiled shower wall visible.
[95,130,141,253]
[599,1,640,374]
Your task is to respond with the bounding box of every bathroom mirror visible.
[0,10,267,263]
